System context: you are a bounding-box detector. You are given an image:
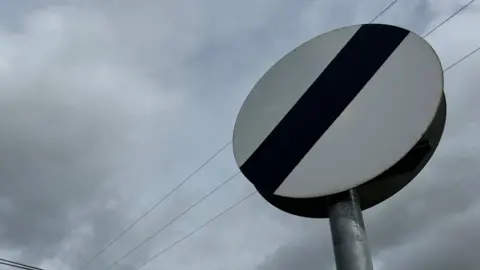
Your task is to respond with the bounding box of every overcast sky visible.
[0,0,480,269]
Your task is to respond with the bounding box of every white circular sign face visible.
[233,24,444,199]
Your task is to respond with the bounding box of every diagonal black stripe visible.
[240,24,410,195]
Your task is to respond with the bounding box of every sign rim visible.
[232,23,445,206]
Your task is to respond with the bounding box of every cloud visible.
[377,203,480,270]
[0,5,184,269]
[0,1,312,269]
[1,0,479,270]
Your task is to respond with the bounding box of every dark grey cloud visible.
[0,5,182,269]
[0,1,314,269]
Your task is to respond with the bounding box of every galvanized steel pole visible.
[328,189,373,270]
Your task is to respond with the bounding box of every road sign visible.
[232,24,446,218]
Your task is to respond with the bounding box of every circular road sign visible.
[232,24,446,218]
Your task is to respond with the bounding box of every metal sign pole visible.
[328,189,373,270]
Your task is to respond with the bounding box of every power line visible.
[0,261,33,270]
[369,0,398,23]
[444,45,480,72]
[0,259,42,270]
[423,0,476,38]
[419,0,478,71]
[133,3,480,269]
[137,190,257,269]
[103,172,241,270]
[0,258,43,270]
[77,141,232,270]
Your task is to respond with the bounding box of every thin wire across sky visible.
[76,142,232,270]
[75,0,479,269]
[0,258,43,270]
